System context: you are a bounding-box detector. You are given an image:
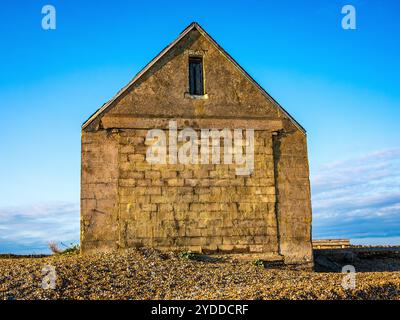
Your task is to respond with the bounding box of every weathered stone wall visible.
[120,128,280,255]
[81,128,281,256]
[273,122,313,265]
[81,130,119,252]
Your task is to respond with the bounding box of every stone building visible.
[81,22,313,266]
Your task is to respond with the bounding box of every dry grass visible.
[47,242,61,254]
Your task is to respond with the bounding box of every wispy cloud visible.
[0,202,79,254]
[312,148,400,242]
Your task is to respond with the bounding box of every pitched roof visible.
[82,22,306,134]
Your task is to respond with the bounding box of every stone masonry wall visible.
[120,128,279,254]
[273,123,313,265]
[81,127,281,256]
[81,130,119,252]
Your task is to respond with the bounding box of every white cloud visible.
[311,148,400,242]
[0,202,79,254]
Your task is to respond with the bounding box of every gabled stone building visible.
[81,22,313,266]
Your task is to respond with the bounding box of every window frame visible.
[188,56,205,96]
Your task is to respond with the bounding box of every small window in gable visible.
[189,56,204,95]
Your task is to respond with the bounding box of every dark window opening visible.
[189,57,204,95]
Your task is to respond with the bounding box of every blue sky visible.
[0,0,399,253]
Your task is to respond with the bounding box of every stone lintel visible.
[101,115,283,131]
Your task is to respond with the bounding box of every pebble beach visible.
[1,249,400,300]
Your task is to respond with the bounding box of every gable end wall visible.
[80,27,313,266]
